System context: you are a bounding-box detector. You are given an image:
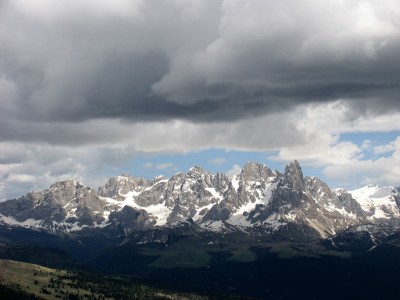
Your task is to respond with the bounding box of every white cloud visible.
[1,101,400,199]
[268,101,400,188]
[4,174,35,183]
[142,162,154,169]
[270,101,362,166]
[373,141,397,154]
[272,101,400,163]
[142,162,175,170]
[226,164,242,177]
[324,152,400,189]
[208,158,227,166]
[361,140,372,150]
[0,141,140,199]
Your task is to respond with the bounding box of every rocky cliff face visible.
[98,175,149,200]
[0,161,399,241]
[0,180,107,232]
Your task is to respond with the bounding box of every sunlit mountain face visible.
[1,160,400,242]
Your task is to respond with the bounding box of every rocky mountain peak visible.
[98,174,149,199]
[333,188,347,196]
[394,187,400,207]
[46,180,89,206]
[283,160,305,192]
[153,175,166,183]
[240,162,275,182]
[305,176,336,200]
[49,180,83,191]
[187,166,209,176]
[0,179,106,230]
[1,161,400,241]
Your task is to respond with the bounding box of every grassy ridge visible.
[0,259,254,300]
[0,259,106,299]
[0,259,216,300]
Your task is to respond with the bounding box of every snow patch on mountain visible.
[205,187,223,201]
[132,202,171,226]
[0,214,42,229]
[192,203,215,222]
[1,161,399,240]
[226,181,278,227]
[265,213,287,231]
[200,220,226,232]
[350,185,399,219]
[231,175,239,191]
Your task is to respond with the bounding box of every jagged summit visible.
[240,162,275,182]
[98,174,149,199]
[0,180,105,231]
[49,180,84,190]
[0,161,399,241]
[188,166,208,174]
[283,160,304,192]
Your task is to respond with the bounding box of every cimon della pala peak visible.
[1,160,399,242]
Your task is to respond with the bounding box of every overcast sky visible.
[1,0,400,199]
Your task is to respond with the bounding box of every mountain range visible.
[1,160,400,245]
[2,160,400,298]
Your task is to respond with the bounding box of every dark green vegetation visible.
[0,240,256,299]
[2,224,400,299]
[90,237,400,299]
[0,244,85,272]
[0,258,246,300]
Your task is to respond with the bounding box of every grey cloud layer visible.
[1,0,400,199]
[1,0,400,131]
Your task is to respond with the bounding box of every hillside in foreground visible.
[0,257,248,300]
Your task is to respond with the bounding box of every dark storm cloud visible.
[1,0,400,127]
[3,0,400,201]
